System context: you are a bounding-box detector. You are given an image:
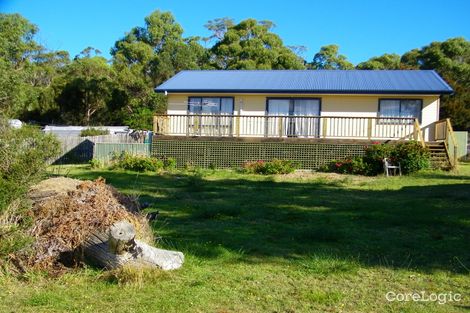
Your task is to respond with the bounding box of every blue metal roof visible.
[155,70,453,95]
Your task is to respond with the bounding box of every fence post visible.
[278,117,283,137]
[367,118,372,140]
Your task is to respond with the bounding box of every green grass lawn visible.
[1,165,470,312]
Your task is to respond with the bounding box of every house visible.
[153,70,457,169]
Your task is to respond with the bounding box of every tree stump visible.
[82,220,184,270]
[108,221,136,254]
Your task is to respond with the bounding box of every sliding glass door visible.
[188,97,234,136]
[267,98,320,137]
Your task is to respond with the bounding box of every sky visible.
[1,0,469,64]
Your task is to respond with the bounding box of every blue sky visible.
[1,0,469,64]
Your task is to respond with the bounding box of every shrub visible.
[321,156,368,175]
[0,119,60,257]
[241,159,300,175]
[110,152,176,172]
[0,121,61,211]
[363,143,394,175]
[163,157,177,170]
[391,141,430,174]
[80,128,109,137]
[321,141,430,176]
[111,152,163,172]
[89,159,104,169]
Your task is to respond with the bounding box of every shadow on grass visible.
[71,169,470,274]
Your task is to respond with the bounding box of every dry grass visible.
[99,265,170,287]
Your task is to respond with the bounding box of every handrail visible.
[446,118,458,168]
[413,118,426,147]
[446,118,458,147]
[435,118,458,168]
[153,114,418,140]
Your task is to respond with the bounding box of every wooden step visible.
[426,142,451,170]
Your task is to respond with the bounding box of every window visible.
[188,97,234,114]
[379,99,422,122]
[267,98,320,116]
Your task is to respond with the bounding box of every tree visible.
[400,49,421,69]
[210,18,305,70]
[309,45,354,70]
[400,38,470,130]
[112,10,207,86]
[204,17,234,42]
[0,13,70,121]
[18,49,71,123]
[111,10,208,129]
[287,45,308,58]
[0,13,41,117]
[55,50,115,125]
[356,53,401,70]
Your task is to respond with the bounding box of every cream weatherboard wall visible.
[165,93,440,141]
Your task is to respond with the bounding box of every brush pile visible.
[12,177,183,274]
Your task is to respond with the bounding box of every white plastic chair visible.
[383,158,402,176]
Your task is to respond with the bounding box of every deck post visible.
[322,118,328,138]
[413,120,418,140]
[278,117,283,137]
[367,118,372,140]
[186,115,190,136]
[153,116,158,133]
[236,115,240,137]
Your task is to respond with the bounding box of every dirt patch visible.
[15,177,153,273]
[280,170,374,183]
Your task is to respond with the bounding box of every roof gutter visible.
[155,88,453,95]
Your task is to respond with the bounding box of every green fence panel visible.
[454,131,468,159]
[94,143,151,162]
[152,138,368,170]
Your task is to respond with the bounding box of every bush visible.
[0,119,60,257]
[321,141,430,176]
[163,157,177,170]
[362,143,394,175]
[80,128,109,137]
[0,121,61,211]
[392,141,430,174]
[321,156,368,175]
[110,152,176,172]
[241,159,300,175]
[89,159,104,169]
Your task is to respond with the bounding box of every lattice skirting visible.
[152,138,369,169]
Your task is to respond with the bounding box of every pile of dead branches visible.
[13,177,153,272]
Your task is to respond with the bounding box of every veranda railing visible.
[154,114,421,141]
